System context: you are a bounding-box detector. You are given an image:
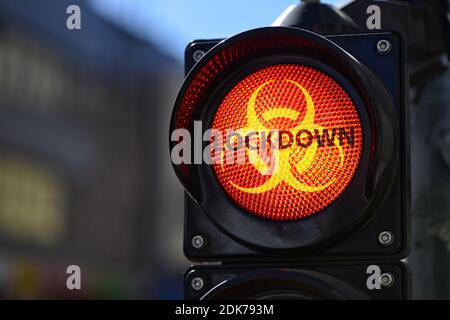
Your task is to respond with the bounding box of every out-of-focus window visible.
[0,152,65,246]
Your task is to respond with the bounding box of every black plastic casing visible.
[181,30,409,262]
[185,262,411,300]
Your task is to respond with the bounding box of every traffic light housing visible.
[169,1,410,300]
[185,262,410,300]
[171,28,409,262]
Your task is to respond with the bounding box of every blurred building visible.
[0,0,184,298]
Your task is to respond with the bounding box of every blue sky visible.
[90,0,339,60]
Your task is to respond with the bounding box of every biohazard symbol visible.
[223,79,344,193]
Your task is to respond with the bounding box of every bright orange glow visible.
[211,64,363,220]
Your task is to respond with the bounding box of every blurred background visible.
[0,0,448,299]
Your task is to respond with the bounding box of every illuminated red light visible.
[211,64,363,220]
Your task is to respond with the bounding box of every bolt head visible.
[192,234,206,249]
[380,272,395,287]
[193,50,205,62]
[191,277,204,291]
[378,231,394,246]
[376,39,392,55]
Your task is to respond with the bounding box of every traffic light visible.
[170,1,410,300]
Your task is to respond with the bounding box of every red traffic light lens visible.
[211,64,363,220]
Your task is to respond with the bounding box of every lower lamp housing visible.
[185,262,410,300]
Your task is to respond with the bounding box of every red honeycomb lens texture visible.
[174,34,318,184]
[175,35,317,131]
[211,64,363,220]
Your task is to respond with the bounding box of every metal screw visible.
[193,49,205,62]
[378,231,394,246]
[191,277,204,291]
[192,234,206,249]
[380,272,395,288]
[376,39,391,55]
